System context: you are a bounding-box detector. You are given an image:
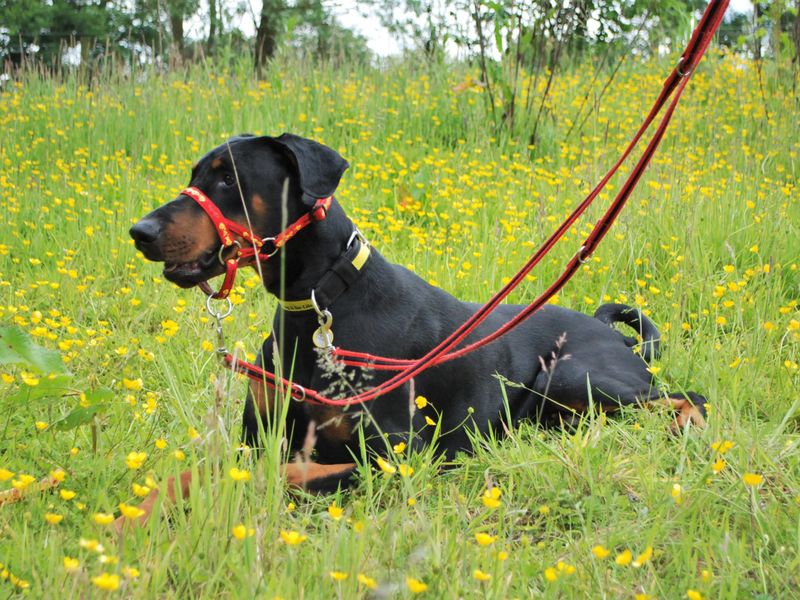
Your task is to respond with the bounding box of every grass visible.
[0,51,798,598]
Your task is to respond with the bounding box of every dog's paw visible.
[667,392,707,430]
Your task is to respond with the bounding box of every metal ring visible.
[261,237,281,258]
[217,240,241,265]
[205,294,233,319]
[577,245,589,264]
[292,385,307,402]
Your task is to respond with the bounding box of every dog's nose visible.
[129,218,162,244]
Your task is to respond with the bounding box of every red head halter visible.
[181,186,332,299]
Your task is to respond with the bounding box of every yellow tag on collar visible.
[278,298,316,312]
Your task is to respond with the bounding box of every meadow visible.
[0,51,798,598]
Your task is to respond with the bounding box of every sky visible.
[329,0,755,57]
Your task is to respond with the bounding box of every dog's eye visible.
[223,173,235,187]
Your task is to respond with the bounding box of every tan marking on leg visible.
[114,470,194,533]
[249,378,275,419]
[651,397,706,430]
[282,462,356,489]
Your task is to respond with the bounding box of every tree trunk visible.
[170,12,184,58]
[208,0,218,55]
[793,0,800,65]
[255,0,284,71]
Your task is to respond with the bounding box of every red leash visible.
[211,0,729,405]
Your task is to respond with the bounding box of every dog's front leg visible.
[114,469,193,532]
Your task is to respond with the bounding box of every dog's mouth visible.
[162,250,225,288]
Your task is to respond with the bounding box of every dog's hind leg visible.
[654,391,708,430]
[283,462,358,493]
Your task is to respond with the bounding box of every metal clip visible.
[310,289,334,349]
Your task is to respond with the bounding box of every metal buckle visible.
[346,228,368,249]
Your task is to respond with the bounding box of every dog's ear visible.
[265,133,349,206]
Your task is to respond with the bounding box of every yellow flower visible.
[711,458,726,473]
[671,483,683,504]
[122,566,140,578]
[329,571,348,581]
[592,545,610,559]
[187,426,200,441]
[398,464,414,477]
[406,577,428,593]
[482,485,501,508]
[743,472,763,487]
[711,440,734,453]
[0,468,14,481]
[93,512,114,525]
[125,451,147,469]
[232,524,255,540]
[132,483,151,497]
[12,473,36,490]
[424,416,437,426]
[173,449,186,461]
[615,549,632,566]
[35,421,49,431]
[686,590,703,600]
[414,395,428,409]
[393,441,406,454]
[497,551,509,561]
[91,572,120,591]
[279,529,307,545]
[79,538,104,553]
[376,457,396,475]
[63,556,80,572]
[21,373,39,386]
[473,569,492,581]
[118,502,145,520]
[544,567,558,582]
[155,438,168,449]
[327,501,344,520]
[357,573,378,589]
[632,546,653,567]
[161,319,180,336]
[475,532,496,546]
[44,512,63,525]
[59,489,76,500]
[122,377,143,391]
[229,467,251,482]
[538,504,550,515]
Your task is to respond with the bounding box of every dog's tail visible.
[593,303,661,363]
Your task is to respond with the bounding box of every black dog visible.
[129,133,706,504]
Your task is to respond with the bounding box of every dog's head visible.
[130,133,349,288]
